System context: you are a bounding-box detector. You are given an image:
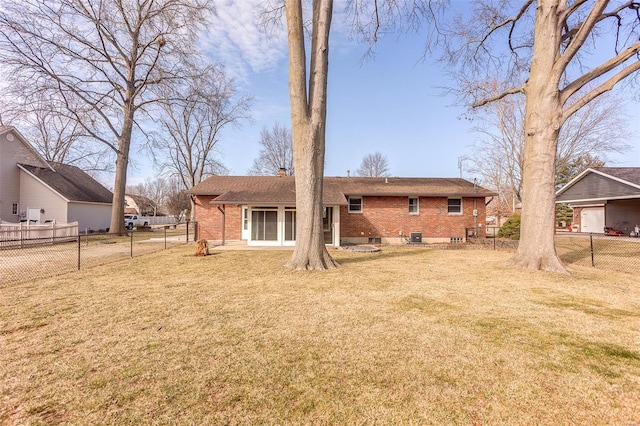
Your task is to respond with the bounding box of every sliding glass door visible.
[251,209,278,241]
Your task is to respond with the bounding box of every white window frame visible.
[408,197,419,215]
[447,198,462,215]
[348,197,363,213]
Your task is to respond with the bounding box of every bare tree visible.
[0,0,209,234]
[143,178,168,216]
[446,1,640,273]
[0,89,110,172]
[350,1,640,273]
[164,177,191,221]
[468,92,630,208]
[356,151,391,177]
[152,63,251,220]
[247,123,294,176]
[284,0,338,270]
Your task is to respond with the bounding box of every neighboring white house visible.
[125,193,157,216]
[0,126,113,231]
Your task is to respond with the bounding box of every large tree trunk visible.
[508,0,567,274]
[285,121,337,270]
[284,0,338,270]
[109,112,134,235]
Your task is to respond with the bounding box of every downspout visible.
[473,197,478,237]
[217,204,226,246]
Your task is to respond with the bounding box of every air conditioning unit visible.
[410,232,422,243]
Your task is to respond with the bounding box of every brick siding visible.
[194,194,487,242]
[194,195,242,241]
[340,196,486,239]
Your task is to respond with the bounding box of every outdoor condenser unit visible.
[410,232,422,243]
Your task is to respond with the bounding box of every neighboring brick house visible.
[556,167,640,234]
[189,175,495,246]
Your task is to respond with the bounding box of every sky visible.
[127,1,640,185]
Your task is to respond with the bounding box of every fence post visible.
[164,226,167,250]
[590,233,595,267]
[130,231,134,258]
[78,235,81,270]
[493,227,496,250]
[186,220,190,243]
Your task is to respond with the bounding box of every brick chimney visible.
[277,167,287,177]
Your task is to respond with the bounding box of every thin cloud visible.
[203,1,288,82]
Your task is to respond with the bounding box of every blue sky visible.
[129,1,640,184]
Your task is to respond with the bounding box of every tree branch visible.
[472,85,525,108]
[562,59,640,122]
[561,40,640,105]
[286,0,309,122]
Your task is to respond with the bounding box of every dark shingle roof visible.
[19,163,113,204]
[592,167,640,187]
[189,176,495,205]
[190,176,347,205]
[324,177,495,197]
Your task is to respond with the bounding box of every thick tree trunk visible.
[508,0,567,274]
[285,124,337,270]
[109,113,134,235]
[284,0,338,270]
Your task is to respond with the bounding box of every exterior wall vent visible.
[410,232,422,243]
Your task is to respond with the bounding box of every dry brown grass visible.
[1,246,639,425]
[555,235,640,274]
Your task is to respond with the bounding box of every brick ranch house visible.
[189,175,496,247]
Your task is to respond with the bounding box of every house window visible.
[448,198,462,214]
[348,197,362,213]
[251,209,278,241]
[12,203,19,215]
[243,208,249,231]
[408,197,419,214]
[285,208,296,241]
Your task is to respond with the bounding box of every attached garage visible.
[578,206,604,233]
[556,168,640,235]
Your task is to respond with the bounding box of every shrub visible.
[498,214,521,240]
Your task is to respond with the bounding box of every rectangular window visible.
[243,208,249,230]
[348,197,362,213]
[12,203,19,215]
[251,210,278,241]
[448,198,462,214]
[285,209,296,241]
[408,197,419,214]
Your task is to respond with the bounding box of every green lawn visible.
[1,246,639,424]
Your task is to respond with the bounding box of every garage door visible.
[580,207,604,233]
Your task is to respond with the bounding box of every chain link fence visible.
[555,233,640,274]
[471,229,640,275]
[3,223,637,286]
[1,223,198,287]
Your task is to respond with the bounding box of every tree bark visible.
[284,0,338,270]
[508,0,567,274]
[109,109,134,235]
